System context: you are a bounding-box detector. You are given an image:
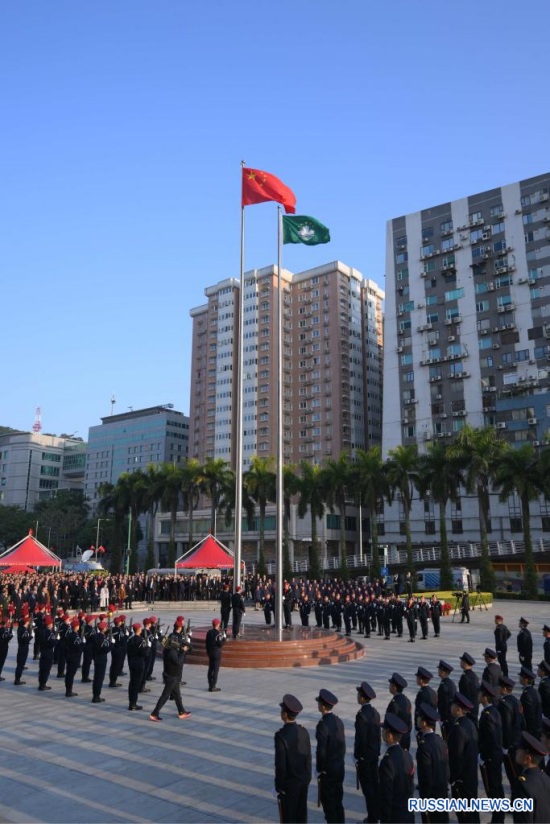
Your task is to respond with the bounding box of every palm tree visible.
[386,444,420,576]
[351,447,389,579]
[198,458,234,536]
[416,442,463,590]
[158,464,184,567]
[449,425,505,592]
[492,443,543,599]
[142,464,165,570]
[283,465,299,582]
[180,458,202,551]
[115,471,149,571]
[322,453,352,578]
[297,462,326,581]
[244,456,276,576]
[97,482,125,572]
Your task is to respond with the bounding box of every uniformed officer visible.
[14,615,32,685]
[437,660,457,740]
[498,674,524,787]
[415,666,437,735]
[108,615,127,688]
[80,614,95,683]
[536,659,550,717]
[416,703,449,824]
[220,583,232,630]
[511,731,550,823]
[274,694,311,823]
[127,622,147,711]
[354,681,380,823]
[448,693,480,823]
[149,619,191,721]
[482,648,502,692]
[231,586,246,639]
[378,712,414,823]
[37,615,57,690]
[542,717,550,778]
[315,688,345,824]
[205,617,225,692]
[386,672,412,751]
[517,617,533,671]
[91,621,111,703]
[478,681,505,824]
[543,624,550,664]
[418,596,430,640]
[64,618,83,697]
[0,616,14,681]
[519,666,542,739]
[430,594,442,637]
[494,615,511,676]
[458,652,480,728]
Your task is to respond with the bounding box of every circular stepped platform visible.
[186,625,365,668]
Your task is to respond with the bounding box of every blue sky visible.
[1,0,549,438]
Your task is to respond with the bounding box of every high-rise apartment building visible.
[383,172,550,543]
[0,432,86,510]
[189,262,384,469]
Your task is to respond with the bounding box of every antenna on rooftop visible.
[110,394,116,415]
[32,406,42,433]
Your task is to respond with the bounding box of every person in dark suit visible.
[231,586,245,639]
[437,660,457,740]
[416,703,449,823]
[536,659,550,718]
[519,666,542,739]
[354,681,381,823]
[458,652,480,728]
[448,693,480,823]
[220,583,232,630]
[512,731,550,823]
[274,693,312,824]
[387,672,412,751]
[517,618,533,671]
[205,618,225,692]
[498,674,524,787]
[482,648,502,692]
[378,712,414,823]
[478,681,505,824]
[315,688,345,824]
[418,596,430,640]
[430,594,442,637]
[494,615,512,676]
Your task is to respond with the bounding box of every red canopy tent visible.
[1,565,36,575]
[0,530,62,568]
[175,535,239,570]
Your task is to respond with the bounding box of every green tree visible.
[97,482,127,573]
[198,458,234,536]
[416,442,463,591]
[0,505,34,551]
[33,490,90,557]
[297,462,326,581]
[492,443,543,599]
[386,444,420,576]
[142,464,165,571]
[180,458,202,551]
[351,447,389,579]
[158,464,184,568]
[322,454,352,579]
[282,465,299,582]
[244,456,276,577]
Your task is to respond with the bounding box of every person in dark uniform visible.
[220,583,232,631]
[138,618,153,694]
[415,666,437,735]
[405,596,417,643]
[418,596,430,640]
[478,680,505,824]
[109,615,127,688]
[127,622,147,711]
[394,595,404,638]
[274,693,312,824]
[517,618,533,671]
[537,659,550,717]
[543,624,550,664]
[315,688,345,824]
[448,693,480,823]
[14,615,32,685]
[460,591,470,624]
[437,660,457,740]
[542,717,550,778]
[205,618,225,692]
[282,584,293,630]
[37,615,57,690]
[498,674,524,787]
[416,703,449,824]
[378,712,415,823]
[458,652,480,728]
[56,613,71,678]
[430,594,442,637]
[146,616,160,681]
[482,648,502,692]
[322,596,333,630]
[81,614,95,683]
[0,616,14,681]
[32,604,44,660]
[519,666,542,739]
[354,681,380,823]
[299,594,311,627]
[64,618,83,697]
[264,592,274,625]
[91,620,110,703]
[149,619,191,721]
[494,615,512,676]
[512,731,550,823]
[231,586,245,639]
[387,672,412,751]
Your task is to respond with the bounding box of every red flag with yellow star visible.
[242,167,296,213]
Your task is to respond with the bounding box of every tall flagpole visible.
[234,160,245,590]
[276,207,284,633]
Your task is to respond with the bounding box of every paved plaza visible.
[0,596,548,823]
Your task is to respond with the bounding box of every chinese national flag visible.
[242,167,296,213]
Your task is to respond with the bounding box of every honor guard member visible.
[478,681,505,824]
[299,594,311,627]
[231,586,246,639]
[220,583,232,630]
[14,615,32,685]
[415,666,437,735]
[394,594,404,638]
[517,617,533,671]
[537,659,550,717]
[56,613,71,678]
[519,666,542,739]
[282,583,293,630]
[542,717,550,777]
[127,623,147,711]
[387,672,412,751]
[498,675,524,787]
[354,681,380,824]
[315,688,345,824]
[108,615,127,688]
[146,616,159,681]
[416,703,449,824]
[32,604,45,660]
[511,732,550,824]
[138,617,154,693]
[418,596,430,640]
[64,618,83,697]
[379,712,415,824]
[543,624,550,663]
[37,615,57,690]
[91,621,111,703]
[459,652,480,728]
[80,615,95,683]
[149,618,191,721]
[430,594,442,637]
[205,618,225,692]
[274,694,312,824]
[0,615,14,681]
[448,693,480,824]
[405,596,417,643]
[494,615,512,676]
[437,660,457,739]
[482,648,502,692]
